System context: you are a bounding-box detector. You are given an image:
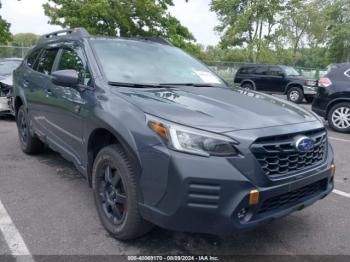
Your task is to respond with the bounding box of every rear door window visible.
[26,49,41,68]
[254,66,268,75]
[238,66,255,74]
[36,49,59,75]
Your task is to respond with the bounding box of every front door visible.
[44,44,92,166]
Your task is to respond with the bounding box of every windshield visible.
[91,39,224,86]
[0,60,21,76]
[283,66,301,76]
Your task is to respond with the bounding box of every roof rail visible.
[130,36,173,46]
[37,28,90,44]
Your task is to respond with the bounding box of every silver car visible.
[0,58,22,116]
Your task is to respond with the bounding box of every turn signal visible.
[249,189,259,205]
[149,121,169,140]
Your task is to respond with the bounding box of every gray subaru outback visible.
[13,28,335,240]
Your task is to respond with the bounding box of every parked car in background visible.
[234,64,318,104]
[312,63,350,133]
[0,58,22,116]
[13,28,335,240]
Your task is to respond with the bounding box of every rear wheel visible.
[92,145,153,240]
[305,95,314,103]
[328,102,350,133]
[241,82,254,90]
[16,105,44,154]
[287,87,304,104]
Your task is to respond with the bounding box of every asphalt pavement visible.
[0,103,349,258]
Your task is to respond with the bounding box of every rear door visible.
[44,43,93,165]
[253,66,269,91]
[23,48,59,136]
[266,66,286,93]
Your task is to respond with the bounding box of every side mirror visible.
[52,70,79,87]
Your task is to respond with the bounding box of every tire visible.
[287,87,304,104]
[16,105,44,154]
[92,144,153,240]
[327,102,350,133]
[241,82,254,90]
[305,95,314,103]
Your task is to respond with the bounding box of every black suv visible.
[234,64,318,103]
[312,63,350,133]
[13,29,335,240]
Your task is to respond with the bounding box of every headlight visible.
[147,115,239,157]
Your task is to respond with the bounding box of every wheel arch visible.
[285,82,303,94]
[240,79,256,89]
[86,126,142,188]
[14,96,25,119]
[326,98,350,120]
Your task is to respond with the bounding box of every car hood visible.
[0,74,12,86]
[115,86,319,133]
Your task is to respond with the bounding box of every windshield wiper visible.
[108,82,164,88]
[108,81,219,88]
[159,83,217,87]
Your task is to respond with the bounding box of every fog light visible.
[237,208,248,219]
[331,164,336,177]
[249,189,259,205]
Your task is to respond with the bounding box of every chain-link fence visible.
[206,61,328,85]
[0,46,31,59]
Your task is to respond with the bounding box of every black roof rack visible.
[37,28,90,45]
[38,28,172,46]
[129,36,173,46]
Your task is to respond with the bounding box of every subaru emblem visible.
[294,136,315,152]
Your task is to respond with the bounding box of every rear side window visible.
[238,66,255,74]
[254,66,268,75]
[26,49,41,68]
[36,49,58,75]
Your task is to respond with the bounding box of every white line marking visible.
[333,189,350,198]
[0,199,34,260]
[329,137,350,143]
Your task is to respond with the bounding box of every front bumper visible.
[139,148,334,235]
[303,85,318,95]
[0,97,11,115]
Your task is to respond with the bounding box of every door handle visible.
[23,80,29,88]
[46,89,53,96]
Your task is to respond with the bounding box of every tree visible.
[43,0,201,55]
[12,33,39,47]
[210,0,285,62]
[325,0,350,62]
[0,1,12,44]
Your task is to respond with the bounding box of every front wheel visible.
[328,103,350,133]
[287,87,304,104]
[92,145,153,240]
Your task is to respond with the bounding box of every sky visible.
[0,0,220,46]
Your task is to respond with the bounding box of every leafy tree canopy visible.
[12,33,39,47]
[0,1,12,44]
[43,0,200,54]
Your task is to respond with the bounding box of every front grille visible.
[251,129,327,178]
[258,178,327,214]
